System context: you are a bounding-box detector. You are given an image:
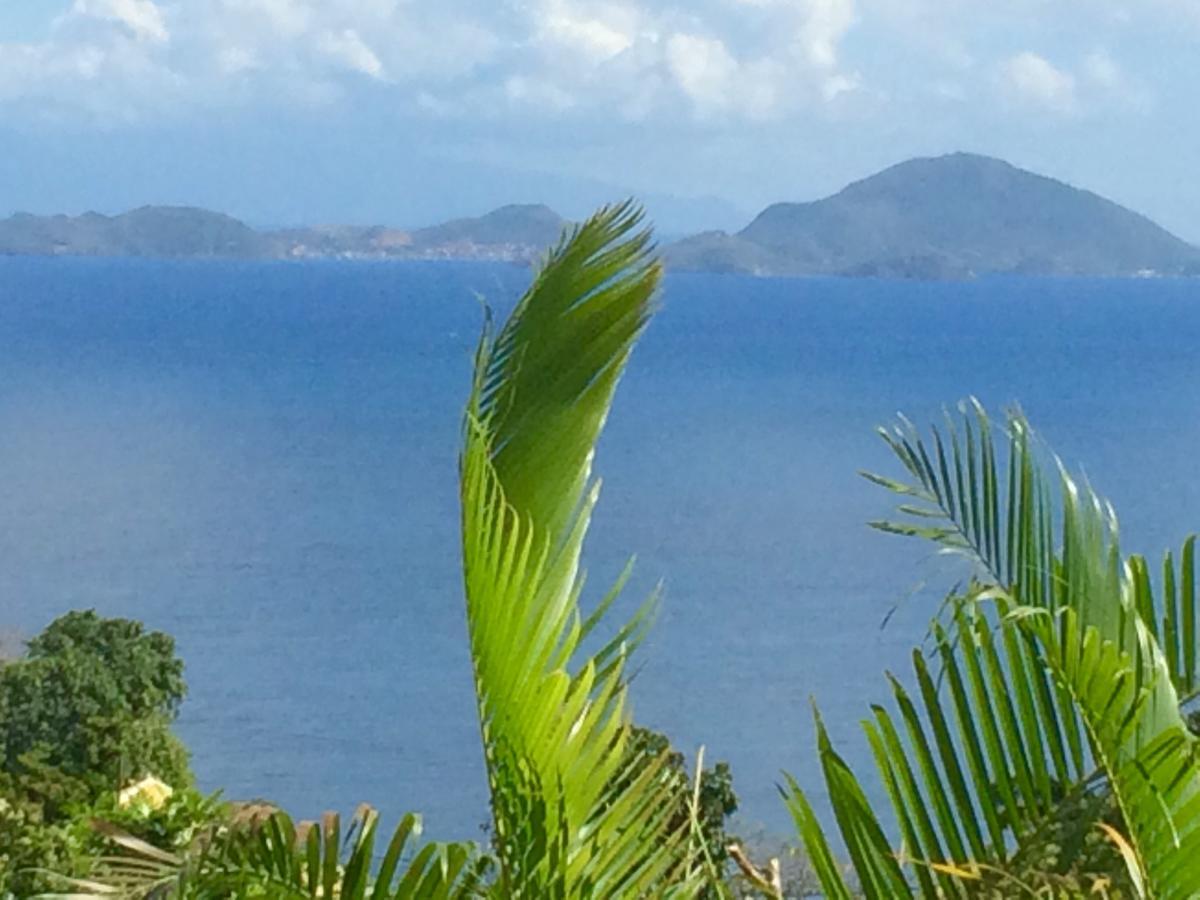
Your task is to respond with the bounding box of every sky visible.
[0,0,1198,237]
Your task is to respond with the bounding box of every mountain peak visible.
[835,152,1044,203]
[667,153,1199,278]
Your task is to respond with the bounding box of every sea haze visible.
[1,258,1198,837]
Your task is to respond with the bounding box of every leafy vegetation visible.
[1,610,189,793]
[787,403,1200,898]
[0,611,209,897]
[620,726,738,897]
[8,206,1200,898]
[72,806,486,899]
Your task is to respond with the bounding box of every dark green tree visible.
[1,609,189,798]
[0,611,193,897]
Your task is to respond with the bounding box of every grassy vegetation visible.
[3,205,1198,897]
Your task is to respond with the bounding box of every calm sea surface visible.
[2,257,1198,838]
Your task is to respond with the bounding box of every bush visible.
[0,611,200,897]
[0,610,190,795]
[0,790,90,899]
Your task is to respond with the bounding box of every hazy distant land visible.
[4,153,1198,280]
[0,203,566,266]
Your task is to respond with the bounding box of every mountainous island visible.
[668,153,1200,278]
[0,203,566,265]
[3,153,1197,279]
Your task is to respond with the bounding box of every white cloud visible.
[1083,49,1152,110]
[995,48,1150,118]
[821,72,859,101]
[1000,51,1077,114]
[721,0,857,95]
[68,0,169,44]
[218,0,312,39]
[316,28,384,79]
[799,0,857,69]
[665,33,738,112]
[216,46,259,75]
[932,81,967,101]
[536,0,637,62]
[0,0,179,120]
[0,0,862,125]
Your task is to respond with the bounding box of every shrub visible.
[0,611,198,896]
[0,610,189,795]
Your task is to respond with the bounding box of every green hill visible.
[667,153,1200,278]
[0,206,273,258]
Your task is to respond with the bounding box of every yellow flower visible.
[117,775,174,811]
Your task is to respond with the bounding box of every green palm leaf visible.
[36,808,483,899]
[785,592,1093,898]
[460,202,702,896]
[860,402,1200,896]
[789,401,1200,898]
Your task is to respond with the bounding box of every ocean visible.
[1,257,1198,839]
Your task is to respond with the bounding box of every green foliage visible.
[0,791,90,899]
[39,202,718,900]
[460,202,707,895]
[49,806,486,899]
[999,787,1129,897]
[0,611,199,897]
[87,786,228,855]
[789,401,1200,898]
[621,727,738,880]
[0,610,190,795]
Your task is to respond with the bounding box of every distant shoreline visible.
[4,153,1199,280]
[5,251,1198,287]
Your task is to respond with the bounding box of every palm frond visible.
[1015,485,1200,898]
[786,589,1093,898]
[1129,538,1198,700]
[460,202,702,896]
[36,808,483,899]
[786,712,913,900]
[861,402,1200,896]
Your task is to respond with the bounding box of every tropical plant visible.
[788,401,1200,898]
[47,806,484,899]
[459,200,705,896]
[619,726,738,897]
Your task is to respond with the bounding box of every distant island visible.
[0,203,566,265]
[4,153,1198,279]
[667,153,1200,279]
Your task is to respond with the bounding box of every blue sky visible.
[1,0,1198,237]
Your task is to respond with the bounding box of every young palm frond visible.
[461,201,704,897]
[789,402,1200,898]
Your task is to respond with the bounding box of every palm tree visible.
[458,200,704,896]
[51,203,708,898]
[788,402,1200,898]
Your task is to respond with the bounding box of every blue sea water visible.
[1,257,1199,840]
